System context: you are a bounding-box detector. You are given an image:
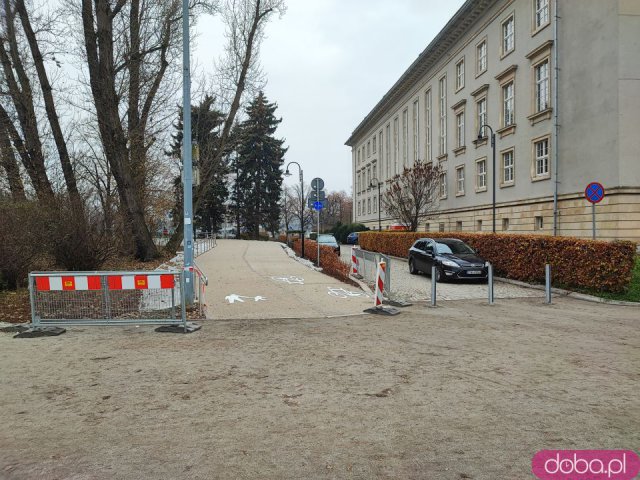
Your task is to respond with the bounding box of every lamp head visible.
[284,169,291,177]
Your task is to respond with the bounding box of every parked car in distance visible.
[317,234,340,255]
[346,232,359,245]
[408,238,488,282]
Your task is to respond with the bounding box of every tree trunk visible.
[15,0,83,213]
[81,0,157,260]
[0,123,26,201]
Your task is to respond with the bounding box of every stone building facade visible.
[346,0,640,242]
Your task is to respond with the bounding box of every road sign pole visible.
[316,183,320,267]
[592,203,596,240]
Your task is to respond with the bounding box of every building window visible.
[373,164,377,182]
[357,172,361,192]
[476,158,487,190]
[373,196,377,213]
[502,14,515,56]
[367,166,371,186]
[357,201,361,216]
[535,0,549,30]
[386,124,391,178]
[476,40,487,75]
[367,141,370,157]
[357,149,360,165]
[455,58,465,91]
[476,219,482,231]
[456,166,465,195]
[367,198,371,214]
[502,150,514,184]
[534,137,550,177]
[456,111,465,149]
[425,90,432,162]
[402,108,408,167]
[425,223,430,232]
[535,60,550,112]
[413,99,420,163]
[439,172,447,198]
[477,97,487,134]
[503,81,515,127]
[439,223,445,232]
[502,218,510,231]
[456,221,463,231]
[372,136,377,155]
[393,117,399,175]
[439,76,447,156]
[535,215,544,230]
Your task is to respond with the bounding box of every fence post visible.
[382,254,391,297]
[102,273,112,322]
[180,270,187,331]
[28,274,39,327]
[545,264,552,304]
[488,263,494,305]
[430,266,437,307]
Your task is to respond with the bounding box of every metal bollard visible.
[488,263,494,305]
[545,264,552,304]
[431,266,437,307]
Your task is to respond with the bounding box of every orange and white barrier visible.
[374,260,386,308]
[351,247,359,275]
[35,273,175,291]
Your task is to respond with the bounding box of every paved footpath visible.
[197,240,373,320]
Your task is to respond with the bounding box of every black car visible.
[408,238,488,282]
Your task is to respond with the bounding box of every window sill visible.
[531,174,551,182]
[500,48,515,61]
[531,22,550,38]
[437,153,448,162]
[500,181,515,188]
[453,146,467,156]
[527,108,553,125]
[475,69,487,79]
[455,192,465,197]
[475,186,487,193]
[497,124,516,138]
[473,137,488,148]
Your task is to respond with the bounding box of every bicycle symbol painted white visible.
[225,294,267,304]
[270,276,305,285]
[327,287,370,299]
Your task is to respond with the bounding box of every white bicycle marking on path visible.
[327,287,370,299]
[225,294,267,304]
[270,276,305,285]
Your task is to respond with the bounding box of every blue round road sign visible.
[585,182,605,204]
[313,201,323,211]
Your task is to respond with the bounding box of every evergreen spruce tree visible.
[235,92,287,238]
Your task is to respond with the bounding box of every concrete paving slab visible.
[196,240,373,319]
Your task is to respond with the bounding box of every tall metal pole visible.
[316,183,320,267]
[377,183,381,231]
[182,0,194,303]
[592,203,596,240]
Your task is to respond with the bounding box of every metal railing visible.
[192,262,208,318]
[194,234,216,257]
[353,248,391,298]
[29,270,186,328]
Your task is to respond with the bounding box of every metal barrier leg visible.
[545,264,552,304]
[430,266,437,307]
[28,274,38,327]
[488,264,494,305]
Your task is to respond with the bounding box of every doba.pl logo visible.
[532,450,640,479]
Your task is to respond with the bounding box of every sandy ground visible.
[1,296,638,479]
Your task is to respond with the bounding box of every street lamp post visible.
[369,177,382,231]
[285,162,304,259]
[478,124,496,233]
[181,0,194,303]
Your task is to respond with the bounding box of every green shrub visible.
[359,231,637,293]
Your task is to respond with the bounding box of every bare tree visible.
[382,162,443,232]
[0,121,25,200]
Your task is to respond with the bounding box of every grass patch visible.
[587,256,640,302]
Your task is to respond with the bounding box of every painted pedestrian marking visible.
[327,287,369,299]
[270,276,305,285]
[225,294,267,304]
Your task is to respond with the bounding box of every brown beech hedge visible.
[359,232,637,293]
[292,239,352,284]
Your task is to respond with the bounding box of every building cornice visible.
[345,0,500,147]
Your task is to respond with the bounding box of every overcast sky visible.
[194,0,466,194]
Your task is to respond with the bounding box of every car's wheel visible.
[409,258,418,275]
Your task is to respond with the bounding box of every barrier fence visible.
[352,248,391,298]
[29,270,186,328]
[192,262,208,318]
